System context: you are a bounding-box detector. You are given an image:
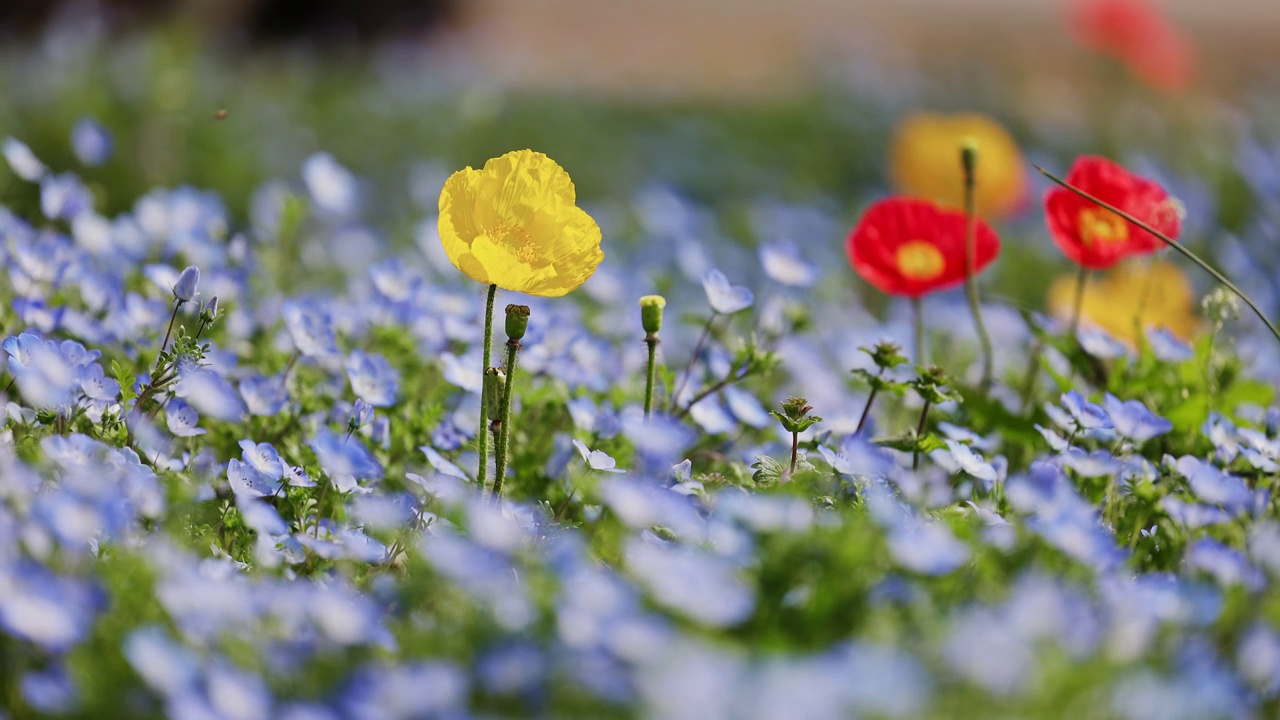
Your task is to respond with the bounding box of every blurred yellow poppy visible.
[1047,258,1201,345]
[438,150,603,297]
[889,112,1026,219]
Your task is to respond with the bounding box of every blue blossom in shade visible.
[239,373,286,416]
[938,421,999,451]
[302,152,359,217]
[165,399,205,437]
[1175,456,1253,513]
[599,477,705,540]
[342,662,468,719]
[349,399,375,432]
[310,427,383,493]
[3,136,46,180]
[723,385,771,429]
[943,608,1036,695]
[71,118,113,166]
[476,642,545,696]
[41,173,92,220]
[688,396,738,435]
[1077,328,1128,359]
[886,515,970,575]
[440,351,483,393]
[944,440,997,484]
[430,420,468,451]
[238,440,283,480]
[1034,424,1070,452]
[1238,623,1280,695]
[572,439,626,473]
[1058,448,1122,477]
[1104,394,1173,442]
[420,445,469,481]
[21,664,78,714]
[1185,539,1265,590]
[175,365,246,421]
[78,362,119,402]
[620,409,696,467]
[702,269,754,314]
[1148,327,1194,362]
[1201,413,1241,464]
[284,463,315,488]
[9,335,77,409]
[0,563,98,650]
[283,301,339,358]
[206,661,274,720]
[1059,390,1111,431]
[237,496,288,537]
[227,458,280,498]
[625,537,754,627]
[172,265,200,302]
[818,433,895,479]
[758,239,817,288]
[345,350,399,407]
[1160,497,1233,529]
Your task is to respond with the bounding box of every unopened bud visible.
[504,304,530,342]
[484,367,506,420]
[640,295,666,337]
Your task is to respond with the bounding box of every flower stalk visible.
[491,304,529,500]
[640,295,665,419]
[476,283,497,489]
[960,140,995,390]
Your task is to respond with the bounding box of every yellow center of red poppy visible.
[896,240,945,281]
[1077,208,1130,246]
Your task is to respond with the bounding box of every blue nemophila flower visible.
[1185,539,1265,590]
[1238,623,1280,696]
[3,137,46,180]
[1059,390,1112,431]
[175,364,245,421]
[572,439,626,473]
[41,173,92,220]
[205,661,274,720]
[1175,456,1254,513]
[21,663,78,714]
[758,239,817,288]
[342,662,469,719]
[302,152,360,218]
[420,445,469,481]
[227,458,281,498]
[943,440,998,484]
[1148,326,1194,362]
[348,399,375,434]
[599,477,704,540]
[702,269,754,315]
[172,265,200,302]
[238,373,287,416]
[71,118,113,166]
[1104,394,1173,443]
[165,399,205,437]
[283,300,339,358]
[309,427,383,493]
[345,350,399,407]
[238,440,283,480]
[688,396,738,435]
[79,362,120,403]
[1058,448,1122,478]
[625,537,754,627]
[0,561,99,650]
[5,333,77,409]
[1034,424,1070,452]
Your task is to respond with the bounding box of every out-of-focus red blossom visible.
[847,197,1000,298]
[1044,155,1182,270]
[1067,0,1194,92]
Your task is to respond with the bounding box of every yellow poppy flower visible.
[1047,258,1201,345]
[438,150,603,298]
[889,112,1026,219]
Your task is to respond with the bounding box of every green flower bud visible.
[504,304,530,341]
[640,295,666,337]
[770,396,823,434]
[960,137,979,181]
[484,367,506,421]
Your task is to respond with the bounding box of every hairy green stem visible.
[492,339,521,500]
[477,284,497,488]
[644,336,658,419]
[962,161,994,390]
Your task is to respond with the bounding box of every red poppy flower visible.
[1044,155,1181,270]
[847,197,1000,298]
[1067,0,1194,92]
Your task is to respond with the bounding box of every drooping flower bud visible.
[173,266,200,302]
[484,367,506,422]
[504,304,530,342]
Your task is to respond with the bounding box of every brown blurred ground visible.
[451,0,1280,97]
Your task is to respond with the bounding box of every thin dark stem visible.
[962,159,994,390]
[674,366,749,419]
[854,385,879,436]
[477,284,497,488]
[789,431,799,475]
[1068,266,1089,340]
[911,297,925,366]
[492,339,521,500]
[155,300,183,372]
[669,314,717,412]
[911,400,932,471]
[644,336,658,419]
[1037,165,1280,348]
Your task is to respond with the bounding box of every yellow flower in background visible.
[1048,259,1201,345]
[889,112,1026,219]
[438,150,603,297]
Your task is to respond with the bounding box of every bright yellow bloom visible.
[438,150,603,297]
[889,112,1026,219]
[1048,259,1201,345]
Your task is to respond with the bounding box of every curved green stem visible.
[1037,165,1280,348]
[477,284,497,488]
[492,339,521,500]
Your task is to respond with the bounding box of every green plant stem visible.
[1018,339,1044,415]
[492,339,521,500]
[155,299,184,372]
[789,431,799,475]
[674,363,753,419]
[669,314,717,412]
[912,297,925,366]
[912,399,932,471]
[477,284,497,489]
[1037,165,1280,348]
[1069,266,1089,340]
[644,335,659,419]
[854,384,879,436]
[963,167,994,390]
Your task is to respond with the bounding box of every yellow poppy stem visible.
[477,283,497,490]
[644,335,659,419]
[1036,166,1280,348]
[960,143,994,390]
[492,338,521,500]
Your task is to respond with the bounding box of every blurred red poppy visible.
[1044,155,1181,270]
[847,197,1000,298]
[1067,0,1194,92]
